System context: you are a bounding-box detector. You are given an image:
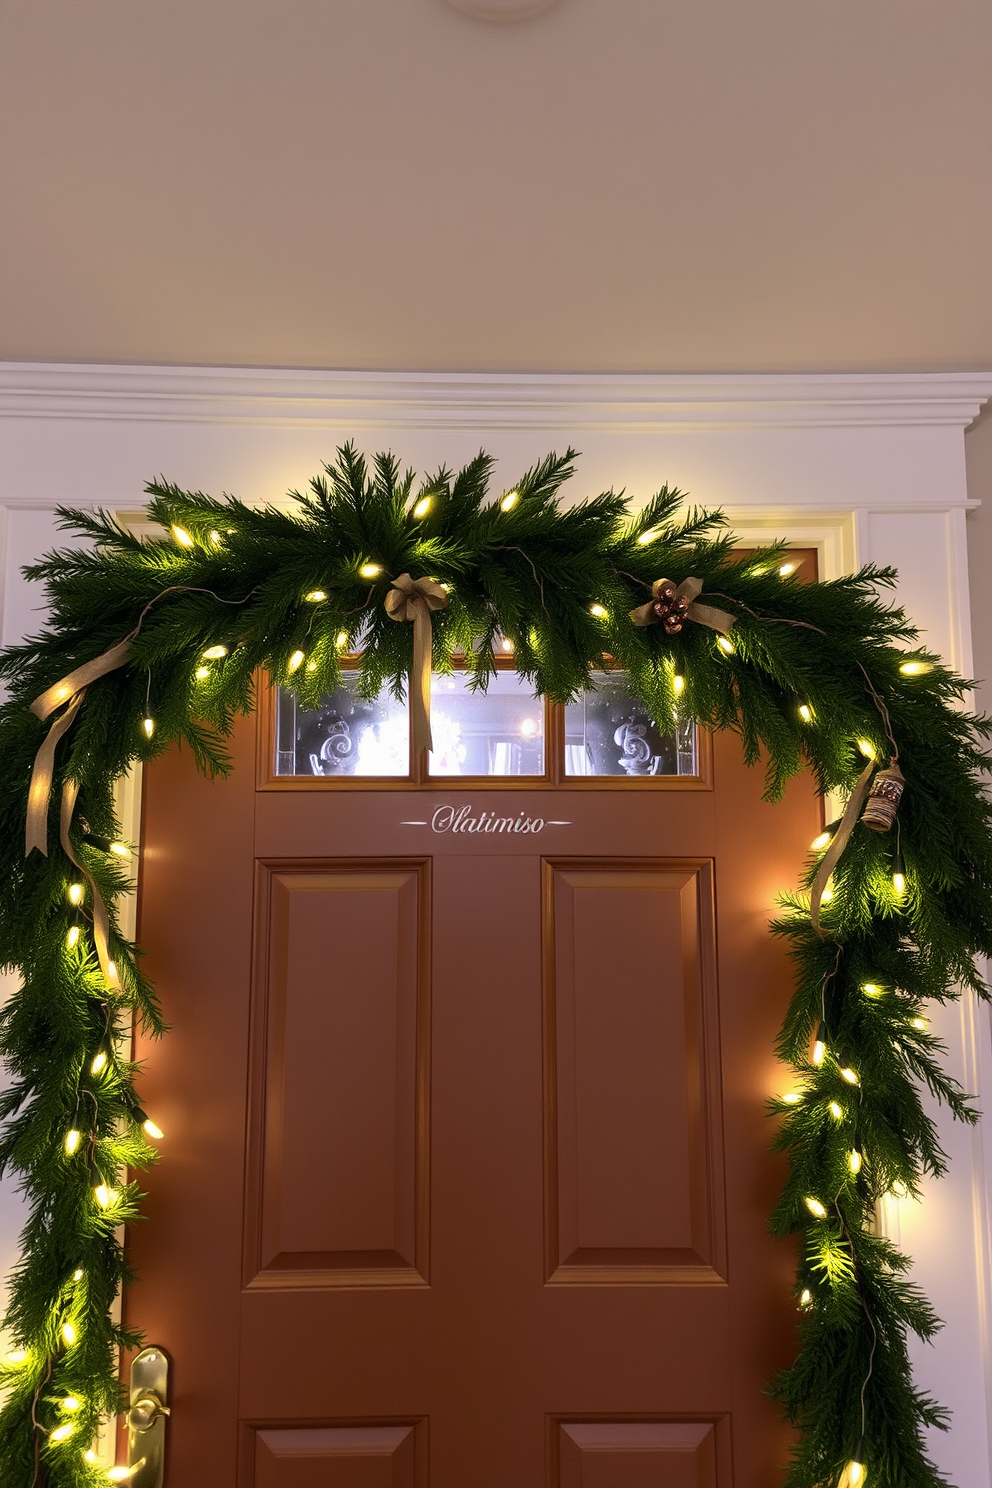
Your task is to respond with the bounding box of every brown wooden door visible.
[129,703,818,1487]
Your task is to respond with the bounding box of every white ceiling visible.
[1,0,990,372]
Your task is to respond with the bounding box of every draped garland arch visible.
[0,445,990,1488]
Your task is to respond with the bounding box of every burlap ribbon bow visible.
[629,577,736,636]
[385,574,449,755]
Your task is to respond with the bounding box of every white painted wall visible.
[2,365,991,1481]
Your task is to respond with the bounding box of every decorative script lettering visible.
[431,804,545,834]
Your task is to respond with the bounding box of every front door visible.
[128,661,819,1486]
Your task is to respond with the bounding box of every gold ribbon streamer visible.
[385,574,449,755]
[25,690,86,858]
[629,576,737,635]
[60,779,119,991]
[25,639,133,857]
[810,760,877,937]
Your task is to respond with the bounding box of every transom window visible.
[269,664,700,788]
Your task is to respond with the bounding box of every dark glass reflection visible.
[274,674,409,777]
[564,672,696,776]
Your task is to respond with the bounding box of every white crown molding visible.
[0,363,990,432]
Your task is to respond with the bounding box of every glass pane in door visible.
[564,672,696,776]
[274,674,410,776]
[429,671,545,777]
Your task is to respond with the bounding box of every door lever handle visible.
[123,1346,170,1486]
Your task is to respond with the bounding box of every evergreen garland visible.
[0,444,989,1487]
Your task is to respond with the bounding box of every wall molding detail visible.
[1,363,991,432]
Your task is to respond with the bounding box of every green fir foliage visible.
[0,445,989,1486]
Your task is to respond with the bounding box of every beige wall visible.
[1,0,990,374]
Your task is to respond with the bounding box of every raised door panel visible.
[252,1424,421,1487]
[544,861,725,1284]
[556,1421,719,1488]
[245,861,430,1287]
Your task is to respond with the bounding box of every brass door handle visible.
[123,1347,171,1486]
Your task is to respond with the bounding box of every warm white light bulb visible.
[899,660,930,676]
[673,674,685,697]
[287,650,305,674]
[820,883,834,903]
[171,526,194,548]
[83,1449,97,1464]
[142,716,155,738]
[839,1457,867,1487]
[829,1101,844,1120]
[335,631,348,649]
[93,1184,113,1209]
[305,589,327,602]
[68,883,84,907]
[804,1197,828,1219]
[849,1148,863,1175]
[66,925,80,950]
[502,637,515,653]
[358,562,382,579]
[912,1017,928,1031]
[61,1322,76,1346]
[636,526,661,546]
[109,841,130,857]
[65,1129,81,1156]
[519,718,538,738]
[49,1423,74,1442]
[778,562,796,576]
[717,636,734,655]
[5,1349,28,1364]
[798,704,813,723]
[812,1038,825,1067]
[73,1269,84,1282]
[799,1288,813,1309]
[412,496,432,519]
[782,1092,801,1105]
[500,491,519,512]
[194,665,210,680]
[862,983,882,997]
[62,1396,81,1412]
[107,1467,138,1482]
[90,1051,108,1076]
[840,1066,859,1085]
[201,645,228,660]
[857,739,876,759]
[892,871,906,897]
[209,530,221,545]
[589,603,608,619]
[143,1119,164,1141]
[810,831,831,852]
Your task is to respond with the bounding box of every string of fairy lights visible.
[0,473,958,1487]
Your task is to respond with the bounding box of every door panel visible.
[555,1419,720,1488]
[130,710,820,1487]
[246,862,430,1287]
[544,861,723,1283]
[252,1423,423,1488]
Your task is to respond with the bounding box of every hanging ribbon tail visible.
[629,575,736,635]
[26,638,135,857]
[810,760,877,937]
[30,639,134,721]
[25,690,86,856]
[385,574,449,758]
[59,778,120,991]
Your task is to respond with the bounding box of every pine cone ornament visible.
[650,581,692,635]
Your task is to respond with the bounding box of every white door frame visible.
[2,363,991,1484]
